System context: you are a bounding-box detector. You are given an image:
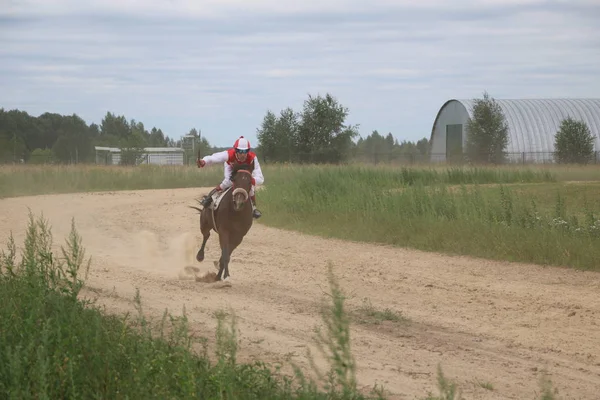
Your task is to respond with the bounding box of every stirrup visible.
[253,209,262,219]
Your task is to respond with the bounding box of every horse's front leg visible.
[223,236,243,280]
[216,233,230,281]
[216,249,230,281]
[197,210,212,262]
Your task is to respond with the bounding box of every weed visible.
[354,298,406,325]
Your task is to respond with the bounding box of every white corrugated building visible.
[429,98,600,163]
[95,146,185,165]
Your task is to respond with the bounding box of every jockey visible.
[196,136,264,219]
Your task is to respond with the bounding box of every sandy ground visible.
[1,187,600,400]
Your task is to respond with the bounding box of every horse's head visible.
[230,163,254,212]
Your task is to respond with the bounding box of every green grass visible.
[0,163,557,199]
[0,164,222,198]
[263,163,557,187]
[476,181,600,217]
[352,298,407,326]
[258,164,600,270]
[532,164,600,182]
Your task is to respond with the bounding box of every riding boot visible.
[201,188,218,208]
[251,194,262,219]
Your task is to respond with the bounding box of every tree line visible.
[0,94,431,165]
[3,91,595,166]
[0,109,180,164]
[256,93,429,164]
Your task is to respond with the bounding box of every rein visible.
[211,206,219,235]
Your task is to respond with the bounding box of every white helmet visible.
[233,136,250,152]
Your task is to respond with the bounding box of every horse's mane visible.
[230,163,254,180]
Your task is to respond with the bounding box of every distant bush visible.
[28,148,54,164]
[554,117,596,164]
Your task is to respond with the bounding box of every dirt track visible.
[1,187,600,399]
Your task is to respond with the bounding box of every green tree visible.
[384,133,395,162]
[0,132,27,163]
[119,129,147,166]
[89,123,100,139]
[97,112,130,147]
[0,108,177,164]
[29,148,54,164]
[257,93,358,164]
[359,130,386,164]
[0,109,40,162]
[51,114,93,164]
[295,93,359,163]
[275,107,299,162]
[465,91,509,164]
[256,108,301,163]
[416,138,430,158]
[554,117,596,164]
[148,127,167,147]
[37,112,64,150]
[256,110,279,162]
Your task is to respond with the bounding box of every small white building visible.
[94,146,185,165]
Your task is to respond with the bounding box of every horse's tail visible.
[188,205,203,214]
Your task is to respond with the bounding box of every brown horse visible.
[190,163,255,281]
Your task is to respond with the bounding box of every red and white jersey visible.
[201,149,264,189]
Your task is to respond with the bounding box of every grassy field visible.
[0,164,222,198]
[259,164,600,270]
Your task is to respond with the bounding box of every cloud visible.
[2,0,500,18]
[1,0,599,147]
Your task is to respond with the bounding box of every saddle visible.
[207,186,232,211]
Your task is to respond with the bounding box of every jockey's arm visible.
[201,150,228,166]
[252,157,265,185]
[200,151,233,190]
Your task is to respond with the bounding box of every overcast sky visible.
[1,0,599,147]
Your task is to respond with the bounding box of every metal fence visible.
[261,151,600,165]
[429,151,600,165]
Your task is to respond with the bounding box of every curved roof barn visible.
[430,98,600,162]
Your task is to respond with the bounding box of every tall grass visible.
[0,163,556,199]
[259,165,600,270]
[527,164,600,182]
[0,164,222,198]
[264,164,556,187]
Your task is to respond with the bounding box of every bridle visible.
[232,169,252,204]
